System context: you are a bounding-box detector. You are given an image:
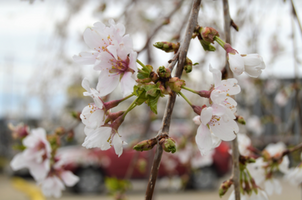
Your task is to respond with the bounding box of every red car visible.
[57,141,231,193]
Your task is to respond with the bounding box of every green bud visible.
[133,139,156,152]
[136,77,151,83]
[162,138,176,153]
[157,66,171,78]
[153,41,179,53]
[166,77,185,93]
[184,57,193,73]
[218,179,233,197]
[237,116,246,125]
[200,27,220,43]
[199,39,216,51]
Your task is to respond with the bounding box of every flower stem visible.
[214,36,226,48]
[178,91,192,106]
[181,86,198,94]
[124,97,139,116]
[136,59,146,68]
[121,94,134,102]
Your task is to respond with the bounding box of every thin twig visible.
[291,0,302,35]
[223,0,240,199]
[145,1,202,199]
[138,0,184,54]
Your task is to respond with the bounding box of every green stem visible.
[214,36,226,48]
[181,86,198,94]
[121,94,134,102]
[136,59,146,68]
[179,91,192,106]
[124,97,139,116]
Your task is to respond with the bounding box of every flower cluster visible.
[192,66,240,155]
[73,20,137,97]
[74,21,138,156]
[10,127,79,198]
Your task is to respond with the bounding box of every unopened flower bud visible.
[199,39,216,51]
[133,139,157,152]
[166,77,185,93]
[136,77,152,83]
[71,111,81,120]
[162,138,176,153]
[236,116,246,125]
[153,41,180,53]
[55,127,65,136]
[200,27,220,43]
[157,66,171,78]
[105,111,125,124]
[184,57,193,73]
[150,72,159,82]
[219,179,233,197]
[191,105,202,115]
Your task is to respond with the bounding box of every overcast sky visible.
[0,0,301,119]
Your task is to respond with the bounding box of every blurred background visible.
[0,0,302,199]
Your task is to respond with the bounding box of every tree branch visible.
[138,0,184,54]
[223,0,240,199]
[145,1,202,199]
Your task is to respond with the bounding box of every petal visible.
[107,45,118,59]
[82,127,112,150]
[192,116,201,125]
[120,72,136,97]
[228,53,244,76]
[264,180,274,196]
[242,54,263,67]
[128,51,138,71]
[10,153,26,170]
[96,71,120,96]
[209,65,222,87]
[200,107,213,125]
[73,52,97,65]
[195,124,213,155]
[112,134,124,157]
[211,103,226,116]
[210,90,227,105]
[94,51,114,71]
[210,117,237,141]
[60,171,79,187]
[81,78,91,94]
[83,28,105,50]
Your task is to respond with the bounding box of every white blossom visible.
[193,106,238,155]
[10,128,51,181]
[228,53,265,78]
[74,20,137,97]
[228,189,269,200]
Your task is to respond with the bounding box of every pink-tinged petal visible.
[210,90,226,104]
[28,161,49,181]
[94,51,114,71]
[228,53,244,76]
[93,22,106,30]
[83,28,105,50]
[96,71,120,97]
[192,116,201,125]
[211,103,226,116]
[60,171,79,187]
[107,45,118,59]
[82,127,111,150]
[73,52,97,65]
[10,153,26,170]
[200,107,213,125]
[82,78,91,94]
[109,19,126,36]
[128,51,138,71]
[219,79,241,95]
[210,118,236,141]
[120,72,136,97]
[195,124,213,155]
[223,97,237,113]
[112,134,124,157]
[209,65,222,87]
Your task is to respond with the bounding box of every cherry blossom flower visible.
[73,20,137,97]
[82,78,104,109]
[10,128,51,181]
[284,164,302,186]
[209,66,240,116]
[247,157,266,185]
[246,115,263,136]
[225,44,265,78]
[193,106,238,155]
[228,189,269,200]
[39,159,79,198]
[265,142,289,173]
[237,133,252,156]
[80,102,126,157]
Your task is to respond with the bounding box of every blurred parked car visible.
[57,141,231,193]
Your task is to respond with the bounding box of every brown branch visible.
[145,0,202,199]
[223,0,240,199]
[291,0,302,36]
[138,0,184,54]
